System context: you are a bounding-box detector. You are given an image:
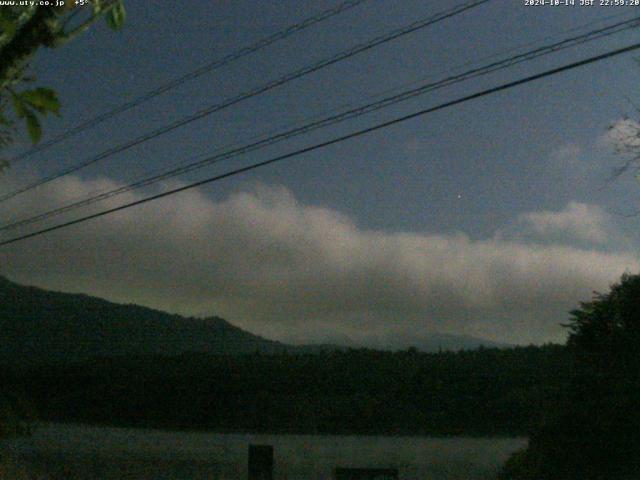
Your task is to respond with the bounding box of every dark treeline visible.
[501,273,640,479]
[1,344,568,436]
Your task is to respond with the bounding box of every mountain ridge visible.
[0,275,508,364]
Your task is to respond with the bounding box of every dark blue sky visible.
[2,1,640,345]
[13,0,639,233]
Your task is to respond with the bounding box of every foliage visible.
[0,390,36,439]
[8,86,60,144]
[0,454,31,480]
[565,272,640,355]
[0,1,125,163]
[502,273,640,479]
[501,448,537,480]
[1,345,569,437]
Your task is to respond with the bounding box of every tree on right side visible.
[502,272,640,480]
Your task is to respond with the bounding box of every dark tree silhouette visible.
[503,273,640,480]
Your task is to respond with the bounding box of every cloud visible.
[1,178,637,345]
[550,143,582,165]
[500,201,614,247]
[544,142,609,193]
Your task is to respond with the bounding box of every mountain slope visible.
[0,276,290,364]
[0,276,509,364]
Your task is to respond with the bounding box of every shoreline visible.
[27,420,528,440]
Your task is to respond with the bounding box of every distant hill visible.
[0,276,293,365]
[292,331,510,352]
[0,276,507,365]
[360,331,510,351]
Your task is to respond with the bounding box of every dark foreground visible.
[2,345,567,437]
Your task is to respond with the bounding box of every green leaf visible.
[24,110,42,144]
[0,113,12,127]
[105,2,126,31]
[0,19,17,46]
[10,94,27,118]
[92,0,105,14]
[0,7,19,25]
[20,88,60,116]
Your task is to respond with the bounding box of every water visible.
[0,423,526,479]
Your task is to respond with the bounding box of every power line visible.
[2,15,638,232]
[9,0,370,164]
[1,41,638,247]
[0,0,491,204]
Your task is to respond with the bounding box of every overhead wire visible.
[0,0,491,204]
[8,0,371,164]
[2,14,638,233]
[2,41,639,247]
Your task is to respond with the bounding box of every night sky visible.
[1,0,640,345]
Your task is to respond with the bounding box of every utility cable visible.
[1,41,638,247]
[0,0,491,203]
[8,0,371,163]
[2,15,637,232]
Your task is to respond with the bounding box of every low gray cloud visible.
[550,143,582,165]
[498,201,619,247]
[1,177,637,345]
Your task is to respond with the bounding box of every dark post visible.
[248,444,274,480]
[334,467,399,479]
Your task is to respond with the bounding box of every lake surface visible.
[0,423,526,479]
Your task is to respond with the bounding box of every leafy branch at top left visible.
[0,1,126,171]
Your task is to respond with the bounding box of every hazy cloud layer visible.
[499,201,615,247]
[1,177,637,345]
[550,143,583,164]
